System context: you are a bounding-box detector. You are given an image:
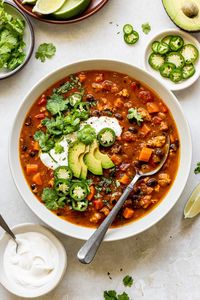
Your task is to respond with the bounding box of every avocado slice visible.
[79,146,89,179]
[94,148,115,169]
[162,0,200,32]
[68,141,86,178]
[84,141,103,175]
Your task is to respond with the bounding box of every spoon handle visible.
[77,173,141,264]
[0,215,16,241]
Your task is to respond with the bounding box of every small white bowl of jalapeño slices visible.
[144,28,200,91]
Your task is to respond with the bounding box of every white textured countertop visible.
[0,0,200,299]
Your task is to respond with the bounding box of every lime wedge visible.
[53,0,91,19]
[184,183,200,218]
[22,0,37,4]
[33,0,66,15]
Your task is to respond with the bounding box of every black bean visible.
[114,113,123,120]
[170,143,177,152]
[86,94,95,102]
[31,184,36,190]
[22,145,27,152]
[154,148,164,157]
[130,194,140,201]
[29,151,36,158]
[128,126,138,133]
[147,178,158,187]
[134,160,142,169]
[25,116,32,126]
[91,110,101,117]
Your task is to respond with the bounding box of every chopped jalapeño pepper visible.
[123,24,133,35]
[72,199,88,212]
[54,166,73,180]
[124,31,139,45]
[55,179,70,196]
[69,93,82,107]
[70,182,89,201]
[97,128,116,147]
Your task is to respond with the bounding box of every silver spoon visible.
[0,215,19,253]
[78,136,170,264]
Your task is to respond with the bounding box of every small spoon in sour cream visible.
[0,215,19,253]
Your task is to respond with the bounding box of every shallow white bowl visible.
[144,28,200,91]
[0,223,67,298]
[0,1,34,80]
[9,59,192,241]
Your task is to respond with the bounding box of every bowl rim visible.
[0,223,67,298]
[13,0,109,25]
[8,59,192,241]
[143,28,200,91]
[0,0,35,80]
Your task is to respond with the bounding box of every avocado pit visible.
[182,2,199,18]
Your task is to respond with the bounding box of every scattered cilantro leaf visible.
[142,22,151,34]
[41,188,65,210]
[34,130,55,152]
[118,292,130,300]
[104,290,117,300]
[46,94,68,115]
[127,108,143,125]
[77,124,96,145]
[54,142,64,154]
[35,43,56,62]
[123,275,134,287]
[194,162,200,174]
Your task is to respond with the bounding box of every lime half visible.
[53,0,91,19]
[184,183,200,218]
[33,0,66,15]
[22,0,37,4]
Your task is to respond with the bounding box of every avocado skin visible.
[162,0,200,32]
[68,142,86,178]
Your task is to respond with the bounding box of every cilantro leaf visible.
[46,94,68,115]
[77,124,96,145]
[54,142,64,154]
[142,22,151,34]
[35,43,56,62]
[118,292,130,300]
[194,162,200,174]
[41,188,66,210]
[104,290,118,300]
[127,108,143,125]
[123,275,134,287]
[34,130,55,152]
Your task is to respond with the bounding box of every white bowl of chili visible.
[9,59,192,241]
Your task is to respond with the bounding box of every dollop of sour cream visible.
[40,116,122,170]
[3,232,58,289]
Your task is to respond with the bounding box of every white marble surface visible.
[0,0,200,299]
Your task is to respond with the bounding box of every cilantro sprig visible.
[127,108,143,125]
[0,1,26,70]
[35,43,56,62]
[104,290,130,300]
[142,22,151,34]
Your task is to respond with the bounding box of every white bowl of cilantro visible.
[144,28,200,91]
[0,0,34,80]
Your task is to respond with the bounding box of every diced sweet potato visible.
[139,147,153,162]
[146,102,159,114]
[26,164,38,175]
[123,207,134,219]
[140,124,151,136]
[32,173,42,185]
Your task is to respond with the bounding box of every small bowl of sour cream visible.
[0,223,67,298]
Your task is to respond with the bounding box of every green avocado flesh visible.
[68,142,86,178]
[53,0,91,20]
[84,141,103,176]
[163,0,200,32]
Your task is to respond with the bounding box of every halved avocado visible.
[68,142,86,178]
[79,145,89,179]
[162,0,200,32]
[84,141,103,175]
[94,147,115,169]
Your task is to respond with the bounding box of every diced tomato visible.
[93,200,104,210]
[123,207,134,219]
[138,90,154,103]
[38,95,47,106]
[87,186,95,201]
[35,113,45,119]
[26,164,38,175]
[32,173,42,185]
[131,81,137,91]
